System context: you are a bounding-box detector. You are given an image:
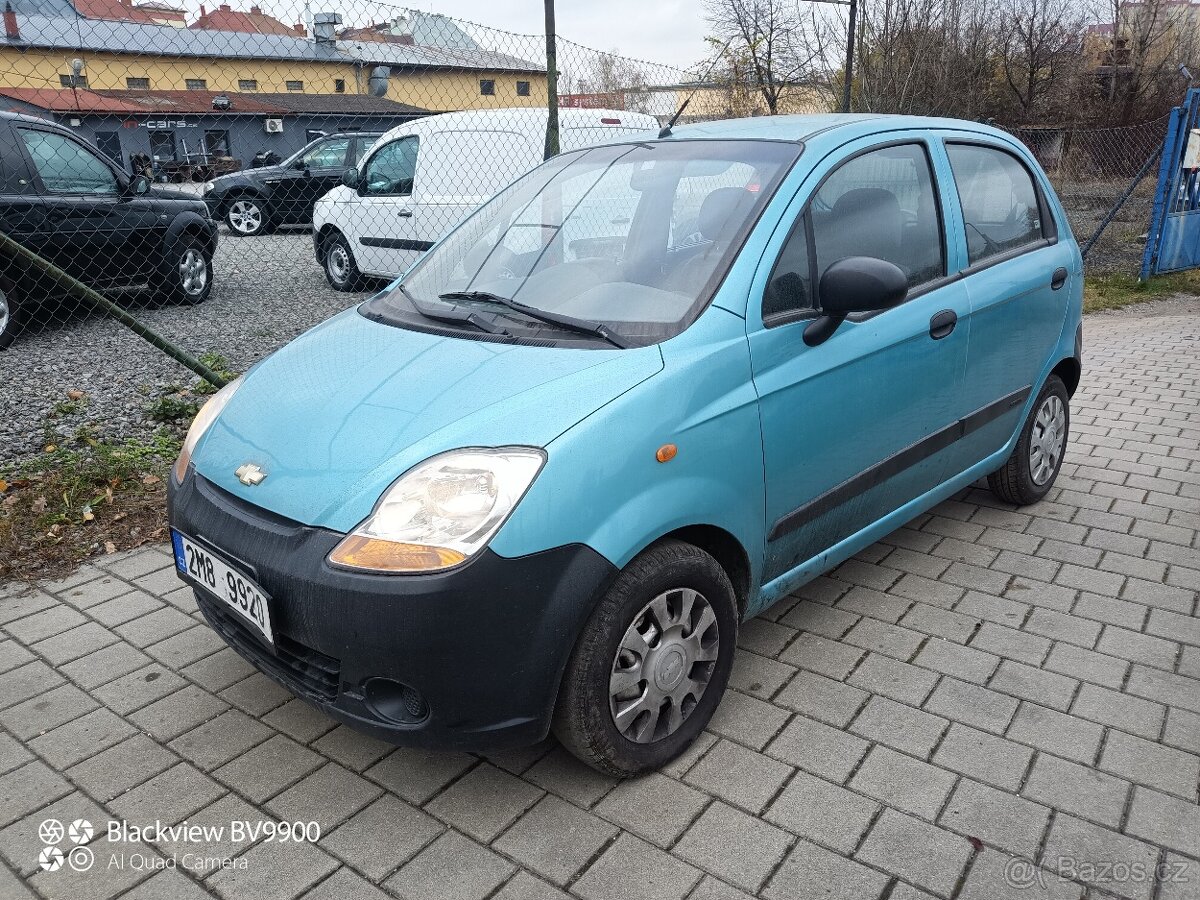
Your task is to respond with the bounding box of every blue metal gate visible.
[1141,87,1200,278]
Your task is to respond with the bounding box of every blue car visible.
[168,114,1082,775]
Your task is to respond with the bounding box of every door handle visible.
[396,209,413,218]
[1051,267,1068,290]
[929,309,957,340]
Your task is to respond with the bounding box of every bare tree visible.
[998,0,1087,117]
[703,0,832,114]
[1103,0,1197,123]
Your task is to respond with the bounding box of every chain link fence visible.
[0,1,1173,467]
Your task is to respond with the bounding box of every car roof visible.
[660,113,1020,151]
[371,107,659,147]
[0,109,63,129]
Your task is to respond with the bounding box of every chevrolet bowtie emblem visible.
[235,463,266,486]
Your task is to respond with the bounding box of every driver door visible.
[278,135,351,224]
[352,135,425,277]
[747,137,973,593]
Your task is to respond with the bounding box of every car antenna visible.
[659,37,734,139]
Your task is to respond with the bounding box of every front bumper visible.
[168,471,616,750]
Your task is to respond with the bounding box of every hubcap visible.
[1029,394,1066,485]
[609,587,720,744]
[179,249,207,296]
[228,200,262,234]
[327,242,350,283]
[0,288,9,334]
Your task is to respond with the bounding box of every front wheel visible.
[322,232,364,292]
[988,374,1070,505]
[0,279,21,349]
[553,539,738,777]
[153,235,212,306]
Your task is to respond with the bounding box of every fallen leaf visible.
[141,474,161,487]
[31,497,46,514]
[0,479,7,493]
[66,389,85,401]
[81,505,94,522]
[104,486,113,504]
[43,444,56,453]
[103,541,116,554]
[113,512,127,522]
[1,495,17,509]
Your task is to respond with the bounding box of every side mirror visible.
[341,167,360,190]
[127,174,152,196]
[803,256,908,347]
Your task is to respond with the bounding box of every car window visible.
[763,220,812,321]
[946,143,1045,265]
[353,136,379,166]
[301,137,350,169]
[19,128,117,195]
[363,136,419,197]
[810,143,944,298]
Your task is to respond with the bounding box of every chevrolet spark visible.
[169,114,1082,776]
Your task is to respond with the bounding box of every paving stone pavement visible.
[1,299,1198,900]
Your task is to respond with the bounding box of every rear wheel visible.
[225,197,269,236]
[153,235,212,306]
[988,374,1069,505]
[322,231,364,292]
[0,280,20,349]
[553,539,738,777]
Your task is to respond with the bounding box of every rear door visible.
[941,138,1076,466]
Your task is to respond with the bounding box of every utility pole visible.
[840,0,856,113]
[544,0,560,160]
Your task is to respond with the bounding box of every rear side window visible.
[763,142,943,323]
[946,143,1045,265]
[19,128,116,195]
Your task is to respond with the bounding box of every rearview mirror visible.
[126,174,151,197]
[341,167,360,190]
[803,256,908,347]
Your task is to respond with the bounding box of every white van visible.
[312,107,659,289]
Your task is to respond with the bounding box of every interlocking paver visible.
[2,304,1198,900]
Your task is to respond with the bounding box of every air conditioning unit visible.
[264,118,283,134]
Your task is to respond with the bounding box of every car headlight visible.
[202,181,214,194]
[328,447,545,573]
[173,376,243,483]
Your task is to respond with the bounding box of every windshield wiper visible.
[439,291,629,349]
[397,284,514,339]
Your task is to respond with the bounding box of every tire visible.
[0,278,20,350]
[224,196,269,236]
[153,234,212,306]
[988,374,1070,505]
[322,231,364,292]
[553,539,738,777]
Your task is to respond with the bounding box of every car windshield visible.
[363,139,801,346]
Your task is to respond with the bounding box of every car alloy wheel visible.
[0,287,9,335]
[227,199,263,235]
[179,248,208,298]
[609,587,719,743]
[1029,394,1066,486]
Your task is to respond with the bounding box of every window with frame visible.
[764,143,944,322]
[334,78,346,93]
[479,79,495,96]
[516,80,531,97]
[362,136,418,195]
[19,128,116,195]
[126,76,150,90]
[300,137,350,169]
[185,78,207,90]
[238,79,258,91]
[59,74,87,88]
[946,143,1045,265]
[286,80,304,92]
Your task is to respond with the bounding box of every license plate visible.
[172,529,274,646]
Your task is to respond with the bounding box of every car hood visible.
[211,165,287,189]
[190,307,664,533]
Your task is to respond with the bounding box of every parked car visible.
[312,107,659,290]
[0,111,218,349]
[169,114,1083,776]
[203,132,382,237]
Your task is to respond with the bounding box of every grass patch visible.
[146,352,240,424]
[1083,270,1200,313]
[0,428,181,582]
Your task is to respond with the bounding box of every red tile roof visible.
[189,3,304,36]
[73,0,160,24]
